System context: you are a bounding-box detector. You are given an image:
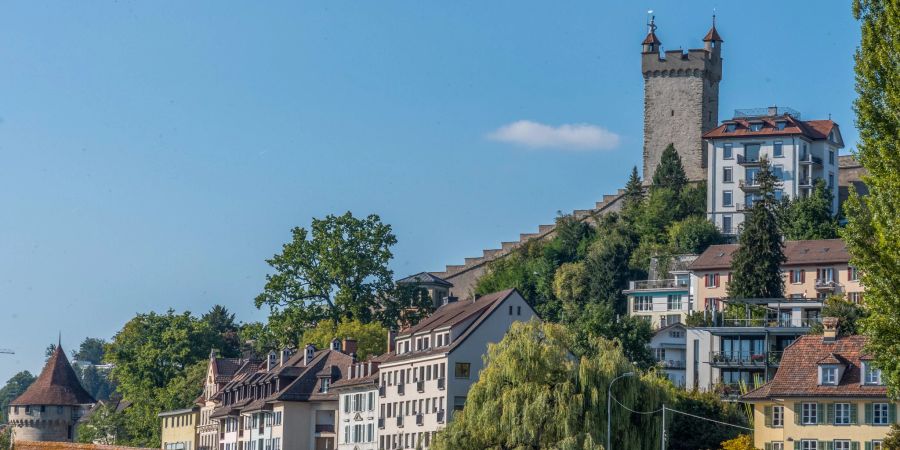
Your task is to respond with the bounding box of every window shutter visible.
[790,270,795,282]
[802,270,806,283]
[795,403,802,425]
[715,273,720,287]
[794,442,800,450]
[818,403,826,424]
[850,403,858,424]
[865,403,873,424]
[851,442,859,450]
[891,404,898,423]
[865,442,872,450]
[826,403,835,424]
[765,444,772,450]
[821,442,830,450]
[764,405,773,427]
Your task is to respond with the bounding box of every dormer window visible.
[776,121,787,130]
[749,123,763,132]
[863,362,883,385]
[320,378,330,393]
[820,366,838,385]
[725,123,737,133]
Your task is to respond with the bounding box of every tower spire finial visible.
[58,331,61,348]
[647,10,656,34]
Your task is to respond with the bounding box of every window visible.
[750,123,763,131]
[772,405,783,427]
[790,270,804,284]
[773,141,783,157]
[865,363,883,385]
[873,403,890,425]
[773,165,783,180]
[705,273,720,288]
[722,216,733,235]
[801,402,818,424]
[723,166,733,182]
[745,144,761,162]
[453,396,466,411]
[775,190,783,201]
[848,292,864,304]
[669,330,683,338]
[726,124,737,133]
[776,121,786,130]
[633,295,652,312]
[800,440,817,450]
[829,149,835,164]
[834,403,851,425]
[873,441,884,450]
[819,267,835,283]
[829,173,835,188]
[667,295,682,311]
[849,266,860,281]
[821,367,838,385]
[723,191,733,207]
[771,443,784,450]
[517,306,521,315]
[454,362,471,379]
[833,441,850,450]
[723,143,734,158]
[320,378,330,393]
[508,305,513,315]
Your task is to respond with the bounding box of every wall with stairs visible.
[430,189,627,299]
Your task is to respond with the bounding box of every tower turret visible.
[642,15,661,54]
[702,15,723,54]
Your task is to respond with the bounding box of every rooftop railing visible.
[628,279,690,290]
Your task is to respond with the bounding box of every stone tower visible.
[7,345,95,443]
[642,16,723,182]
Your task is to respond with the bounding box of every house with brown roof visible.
[332,357,385,450]
[7,346,96,443]
[376,288,538,449]
[704,106,843,235]
[742,321,895,450]
[195,351,256,450]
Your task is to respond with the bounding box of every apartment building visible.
[743,323,895,450]
[333,358,383,450]
[210,340,355,450]
[197,352,256,450]
[685,239,864,393]
[651,323,687,387]
[377,288,537,449]
[704,107,843,235]
[624,255,698,329]
[160,407,200,450]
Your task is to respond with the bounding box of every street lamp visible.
[607,371,635,450]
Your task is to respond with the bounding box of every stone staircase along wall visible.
[430,189,627,299]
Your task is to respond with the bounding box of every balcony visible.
[379,385,386,397]
[416,414,424,426]
[739,178,761,191]
[815,279,838,291]
[737,154,762,166]
[314,424,334,434]
[437,377,446,390]
[397,384,405,396]
[705,316,822,328]
[709,351,784,368]
[378,418,385,429]
[799,153,823,166]
[626,279,689,291]
[437,410,445,424]
[416,380,425,393]
[657,360,686,369]
[799,177,818,188]
[396,416,404,428]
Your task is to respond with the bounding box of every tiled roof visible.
[703,115,839,143]
[689,239,850,271]
[214,357,246,382]
[11,347,95,406]
[397,272,453,288]
[743,335,886,400]
[642,31,661,45]
[703,25,723,42]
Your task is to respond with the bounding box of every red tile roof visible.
[743,335,886,400]
[642,31,661,45]
[703,115,838,143]
[689,239,851,271]
[703,25,723,42]
[11,347,95,406]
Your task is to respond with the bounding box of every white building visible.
[377,288,537,449]
[333,359,383,450]
[651,323,687,387]
[624,255,698,329]
[704,107,843,235]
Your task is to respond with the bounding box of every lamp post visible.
[607,371,635,450]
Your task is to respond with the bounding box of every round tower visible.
[7,346,96,443]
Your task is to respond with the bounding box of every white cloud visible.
[487,120,620,151]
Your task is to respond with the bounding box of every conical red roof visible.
[10,346,95,406]
[703,25,723,42]
[642,31,661,45]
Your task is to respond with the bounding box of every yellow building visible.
[743,322,894,450]
[159,407,199,450]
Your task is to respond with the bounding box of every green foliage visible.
[255,212,399,332]
[202,305,241,357]
[432,320,671,450]
[781,179,839,240]
[0,371,35,422]
[882,424,900,449]
[668,389,749,450]
[667,216,724,255]
[808,295,868,336]
[728,158,786,299]
[78,364,116,401]
[845,0,900,398]
[74,337,107,364]
[623,166,645,213]
[300,319,387,360]
[239,321,280,355]
[718,434,755,450]
[476,240,559,321]
[76,401,129,445]
[0,426,10,450]
[652,144,689,193]
[105,310,218,447]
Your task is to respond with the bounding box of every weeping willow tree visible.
[432,320,672,450]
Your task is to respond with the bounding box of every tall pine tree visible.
[652,144,689,193]
[843,0,900,396]
[728,157,786,299]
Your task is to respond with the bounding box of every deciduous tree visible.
[781,179,839,240]
[300,319,387,360]
[0,371,35,422]
[74,338,107,365]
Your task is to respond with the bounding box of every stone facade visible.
[641,19,722,182]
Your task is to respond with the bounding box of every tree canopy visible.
[74,337,107,365]
[652,144,689,193]
[300,319,387,360]
[0,371,35,422]
[844,0,900,398]
[780,178,839,240]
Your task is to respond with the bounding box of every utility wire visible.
[609,392,663,415]
[610,393,753,431]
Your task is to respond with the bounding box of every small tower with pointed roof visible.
[7,345,96,443]
[641,14,723,183]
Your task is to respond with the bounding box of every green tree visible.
[202,305,241,357]
[668,390,748,450]
[881,424,900,449]
[808,295,868,336]
[584,220,638,315]
[78,364,115,401]
[475,240,559,321]
[239,321,279,355]
[0,426,10,450]
[105,310,218,447]
[74,338,107,364]
[76,401,128,445]
[728,158,786,299]
[622,165,645,217]
[255,212,399,331]
[844,0,900,397]
[719,434,755,450]
[667,216,724,254]
[0,371,35,422]
[652,144,689,194]
[300,319,387,360]
[781,179,839,240]
[432,320,670,450]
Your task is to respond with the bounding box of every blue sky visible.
[0,1,860,382]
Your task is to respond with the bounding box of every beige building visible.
[197,352,254,450]
[159,408,199,450]
[743,324,894,450]
[7,346,96,443]
[377,288,538,449]
[624,254,698,329]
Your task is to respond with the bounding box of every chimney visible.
[823,317,839,342]
[342,338,358,357]
[267,350,277,371]
[768,105,778,116]
[303,344,316,366]
[387,330,397,353]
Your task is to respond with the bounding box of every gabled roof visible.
[743,335,886,400]
[689,239,851,271]
[11,347,95,406]
[703,115,840,145]
[398,272,453,288]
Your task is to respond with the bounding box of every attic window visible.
[820,366,838,385]
[749,123,763,132]
[725,123,737,133]
[776,121,787,130]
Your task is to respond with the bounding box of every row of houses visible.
[160,288,537,450]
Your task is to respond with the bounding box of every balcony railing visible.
[416,414,424,426]
[739,179,761,190]
[397,384,405,396]
[628,279,690,290]
[437,377,446,390]
[315,424,334,433]
[396,416,404,428]
[799,177,818,188]
[657,360,686,369]
[709,351,784,367]
[707,317,822,328]
[815,279,838,291]
[416,380,425,393]
[799,153,823,165]
[737,154,762,165]
[437,410,445,424]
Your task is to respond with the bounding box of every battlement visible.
[642,48,721,81]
